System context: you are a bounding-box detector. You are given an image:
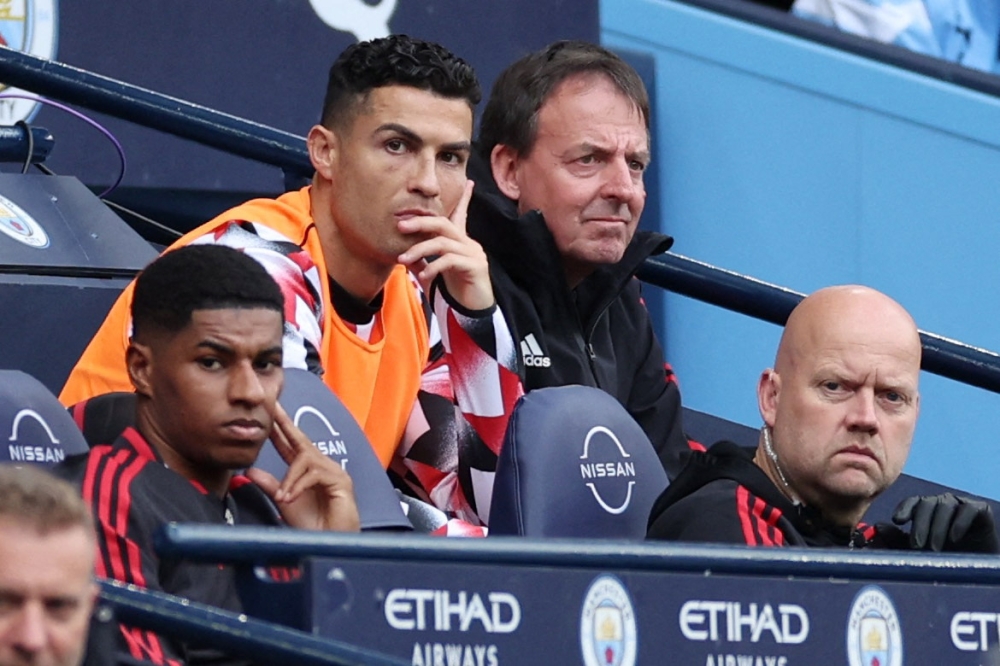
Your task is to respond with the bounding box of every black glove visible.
[892,492,1000,554]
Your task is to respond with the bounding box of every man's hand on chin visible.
[246,403,360,532]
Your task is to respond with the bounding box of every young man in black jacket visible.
[461,41,693,524]
[58,245,359,665]
[647,285,999,553]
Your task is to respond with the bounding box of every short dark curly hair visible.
[320,34,481,128]
[478,40,649,159]
[131,244,285,340]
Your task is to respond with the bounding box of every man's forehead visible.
[801,343,920,387]
[535,75,648,148]
[0,522,95,578]
[163,307,284,348]
[352,85,473,137]
[780,289,921,370]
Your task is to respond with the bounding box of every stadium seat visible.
[70,391,136,446]
[489,385,668,538]
[0,369,90,466]
[254,369,413,531]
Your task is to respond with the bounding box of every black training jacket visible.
[646,441,910,548]
[467,152,691,478]
[57,427,280,665]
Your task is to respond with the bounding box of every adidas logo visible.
[520,333,551,368]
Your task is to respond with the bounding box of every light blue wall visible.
[601,0,1000,498]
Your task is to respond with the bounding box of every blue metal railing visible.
[0,125,54,164]
[637,255,1000,394]
[2,44,1000,393]
[0,46,311,177]
[157,524,1000,586]
[100,579,407,666]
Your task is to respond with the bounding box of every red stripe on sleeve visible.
[736,486,758,545]
[82,446,110,578]
[112,456,149,587]
[749,495,775,546]
[763,504,785,546]
[122,427,156,461]
[95,449,132,581]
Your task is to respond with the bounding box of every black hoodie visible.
[467,152,691,477]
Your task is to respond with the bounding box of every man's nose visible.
[600,157,640,203]
[229,363,266,405]
[8,603,47,656]
[408,154,441,199]
[847,390,879,434]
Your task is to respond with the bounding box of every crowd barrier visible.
[157,524,1000,664]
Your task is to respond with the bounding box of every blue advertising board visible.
[307,553,1000,665]
[6,1,598,192]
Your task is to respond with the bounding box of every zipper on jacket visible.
[571,310,598,385]
[583,298,616,383]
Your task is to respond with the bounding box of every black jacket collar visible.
[660,441,863,547]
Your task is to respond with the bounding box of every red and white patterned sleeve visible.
[392,279,523,527]
[189,221,325,376]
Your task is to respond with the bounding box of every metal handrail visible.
[158,524,1000,586]
[100,579,407,666]
[638,255,1000,394]
[0,46,312,176]
[2,45,999,393]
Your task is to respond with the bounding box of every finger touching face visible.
[319,85,474,270]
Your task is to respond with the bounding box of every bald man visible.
[647,286,998,552]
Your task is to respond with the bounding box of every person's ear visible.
[757,368,781,428]
[491,144,522,201]
[126,341,154,398]
[307,125,337,181]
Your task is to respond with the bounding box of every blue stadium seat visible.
[489,385,668,538]
[0,369,89,465]
[255,369,412,532]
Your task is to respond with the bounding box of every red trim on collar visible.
[121,427,157,461]
[229,475,253,490]
[120,427,212,495]
[71,401,86,431]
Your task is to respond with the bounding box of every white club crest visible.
[0,0,58,123]
[307,0,398,43]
